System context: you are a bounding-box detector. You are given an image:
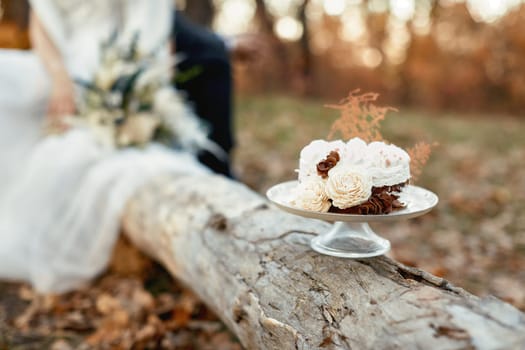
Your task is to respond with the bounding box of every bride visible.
[0,0,212,293]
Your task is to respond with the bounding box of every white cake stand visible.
[266,181,439,258]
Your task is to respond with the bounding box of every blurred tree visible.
[297,0,313,93]
[215,0,525,113]
[0,0,30,49]
[254,0,272,34]
[253,0,291,91]
[183,0,215,28]
[4,0,29,28]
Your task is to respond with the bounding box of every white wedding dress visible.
[0,0,209,293]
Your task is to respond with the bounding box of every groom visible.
[172,12,234,178]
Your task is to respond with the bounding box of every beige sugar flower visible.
[293,179,331,213]
[325,164,372,209]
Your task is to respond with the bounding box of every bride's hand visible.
[47,74,76,129]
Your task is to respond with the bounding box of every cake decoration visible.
[293,137,410,214]
[291,91,433,215]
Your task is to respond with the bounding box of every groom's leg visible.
[173,13,234,178]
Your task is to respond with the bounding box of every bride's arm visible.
[29,10,75,120]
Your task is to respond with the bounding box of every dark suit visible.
[173,12,234,178]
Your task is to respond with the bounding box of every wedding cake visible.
[293,137,410,214]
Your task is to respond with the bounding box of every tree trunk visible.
[122,174,525,349]
[298,0,312,79]
[254,0,276,39]
[3,0,30,29]
[253,0,291,91]
[182,0,215,28]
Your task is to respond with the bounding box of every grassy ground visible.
[234,94,525,309]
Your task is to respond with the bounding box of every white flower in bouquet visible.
[94,64,119,91]
[93,45,138,92]
[116,113,160,147]
[325,164,372,209]
[106,92,123,108]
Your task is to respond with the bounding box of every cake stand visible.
[266,181,438,258]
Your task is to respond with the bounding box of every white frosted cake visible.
[293,137,410,214]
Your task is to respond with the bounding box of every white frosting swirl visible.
[344,137,368,166]
[292,178,331,212]
[366,141,411,187]
[325,164,372,209]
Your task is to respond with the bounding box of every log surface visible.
[122,174,525,350]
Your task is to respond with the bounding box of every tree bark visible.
[253,0,291,90]
[182,0,215,28]
[123,174,525,350]
[297,0,312,79]
[3,0,30,29]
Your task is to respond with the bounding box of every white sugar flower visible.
[366,141,411,187]
[325,164,372,209]
[297,140,345,181]
[345,137,368,165]
[292,178,331,212]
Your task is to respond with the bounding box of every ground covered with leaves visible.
[235,95,525,308]
[0,237,241,350]
[1,95,524,349]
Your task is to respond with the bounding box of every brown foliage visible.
[0,238,241,349]
[407,142,436,182]
[326,90,396,142]
[326,90,433,181]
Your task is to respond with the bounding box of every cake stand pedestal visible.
[266,181,438,259]
[310,221,390,258]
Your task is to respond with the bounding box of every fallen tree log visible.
[122,174,525,349]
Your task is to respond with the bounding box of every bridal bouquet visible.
[73,35,217,154]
